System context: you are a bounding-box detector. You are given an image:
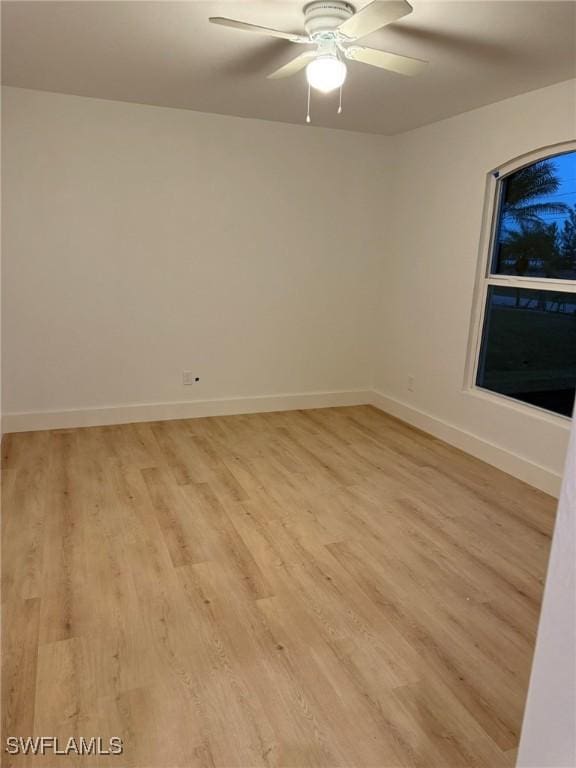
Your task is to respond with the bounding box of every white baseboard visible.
[3,388,562,497]
[2,389,371,434]
[370,390,562,498]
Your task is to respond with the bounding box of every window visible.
[473,147,576,418]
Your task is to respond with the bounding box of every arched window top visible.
[491,148,576,280]
[493,142,576,178]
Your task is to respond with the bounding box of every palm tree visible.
[501,159,569,227]
[559,204,576,269]
[496,159,570,290]
[500,221,560,278]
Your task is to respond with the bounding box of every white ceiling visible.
[2,1,575,135]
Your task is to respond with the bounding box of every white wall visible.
[517,409,576,768]
[372,79,576,495]
[1,86,387,425]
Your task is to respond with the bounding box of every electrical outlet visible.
[183,372,200,385]
[407,376,415,392]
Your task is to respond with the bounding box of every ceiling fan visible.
[209,1,426,118]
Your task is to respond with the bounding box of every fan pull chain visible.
[338,84,343,115]
[306,83,311,124]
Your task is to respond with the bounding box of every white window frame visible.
[466,140,576,423]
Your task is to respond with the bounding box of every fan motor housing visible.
[303,1,355,37]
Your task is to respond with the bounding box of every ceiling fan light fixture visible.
[306,55,347,93]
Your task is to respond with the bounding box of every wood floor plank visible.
[1,406,556,766]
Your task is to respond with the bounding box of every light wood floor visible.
[2,406,556,768]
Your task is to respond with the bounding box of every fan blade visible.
[209,17,309,44]
[338,1,413,41]
[345,45,427,75]
[267,50,318,79]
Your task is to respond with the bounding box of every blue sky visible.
[537,150,576,228]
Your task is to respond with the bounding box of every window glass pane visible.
[491,150,576,279]
[477,286,576,417]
